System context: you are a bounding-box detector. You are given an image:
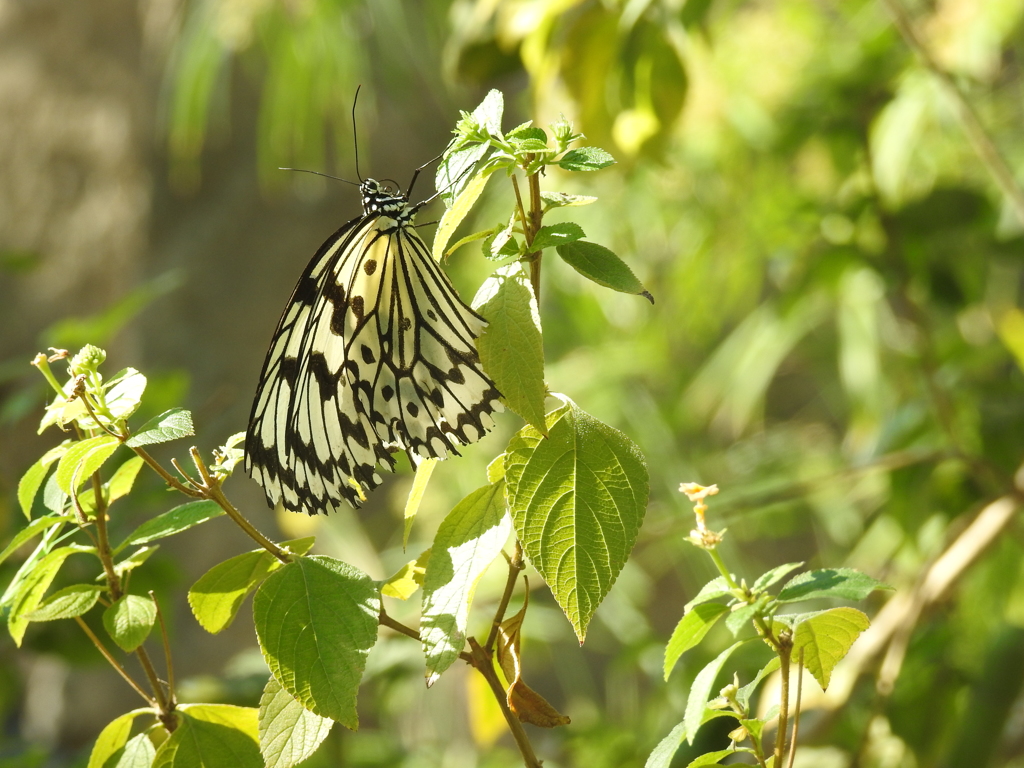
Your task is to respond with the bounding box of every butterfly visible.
[245,168,502,514]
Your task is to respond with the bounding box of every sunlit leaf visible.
[126,408,194,448]
[556,240,653,302]
[117,500,224,552]
[664,603,729,680]
[259,675,333,768]
[25,584,104,621]
[152,705,261,768]
[103,594,157,652]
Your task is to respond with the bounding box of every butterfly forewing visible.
[245,180,502,514]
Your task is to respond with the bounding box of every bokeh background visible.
[3,0,1024,766]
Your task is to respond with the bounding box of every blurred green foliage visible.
[7,0,1024,765]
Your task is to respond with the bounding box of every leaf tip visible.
[641,291,655,305]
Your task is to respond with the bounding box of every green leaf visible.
[18,442,70,520]
[403,458,437,549]
[153,704,261,768]
[724,603,760,636]
[108,456,146,504]
[433,169,493,262]
[0,514,70,568]
[540,191,598,211]
[556,241,654,302]
[117,500,224,552]
[504,396,649,641]
[188,538,315,635]
[87,709,152,768]
[685,577,735,611]
[259,675,333,768]
[486,454,505,483]
[125,408,194,448]
[775,606,870,690]
[103,594,157,651]
[508,125,547,142]
[253,555,380,728]
[436,141,490,206]
[380,549,429,601]
[113,546,159,580]
[473,88,504,135]
[104,368,147,421]
[421,482,512,684]
[510,137,551,153]
[530,222,585,252]
[444,227,498,258]
[558,146,615,171]
[472,262,547,433]
[646,731,736,768]
[110,733,156,768]
[7,545,89,645]
[664,602,729,680]
[736,657,781,711]
[777,568,891,603]
[54,435,121,495]
[683,641,747,744]
[753,562,804,592]
[25,584,104,621]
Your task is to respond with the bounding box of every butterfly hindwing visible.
[245,179,502,514]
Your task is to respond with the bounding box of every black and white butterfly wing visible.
[245,180,502,514]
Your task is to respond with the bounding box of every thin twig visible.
[787,649,805,768]
[881,0,1024,225]
[486,541,524,653]
[468,637,542,768]
[151,591,177,705]
[378,608,472,663]
[91,472,121,600]
[74,616,154,705]
[131,446,205,498]
[775,636,793,766]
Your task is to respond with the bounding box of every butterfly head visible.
[360,179,412,221]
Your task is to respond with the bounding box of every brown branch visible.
[378,608,472,663]
[787,649,805,768]
[468,637,543,768]
[131,446,205,498]
[152,591,177,707]
[774,635,793,766]
[882,0,1024,226]
[486,541,524,653]
[91,472,122,600]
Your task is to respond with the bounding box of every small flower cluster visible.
[679,482,723,548]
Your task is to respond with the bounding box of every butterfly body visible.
[246,179,501,514]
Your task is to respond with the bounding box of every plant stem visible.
[707,548,738,590]
[74,616,153,706]
[486,540,524,653]
[91,472,122,600]
[775,639,793,766]
[468,637,542,768]
[787,649,805,768]
[131,446,205,498]
[152,591,177,708]
[378,608,472,663]
[206,483,289,563]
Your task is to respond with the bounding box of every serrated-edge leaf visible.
[753,562,804,592]
[7,545,88,645]
[153,705,260,768]
[724,603,760,637]
[87,709,153,768]
[683,641,747,744]
[558,146,615,171]
[421,482,512,684]
[104,369,147,421]
[529,222,585,252]
[259,675,333,768]
[114,732,156,768]
[433,170,492,262]
[117,499,224,552]
[785,606,870,690]
[777,568,891,603]
[736,657,782,711]
[444,227,498,257]
[685,577,734,611]
[0,514,70,569]
[189,551,280,635]
[684,751,739,768]
[54,435,120,494]
[253,555,380,728]
[125,407,194,448]
[18,461,49,520]
[108,456,146,504]
[103,594,157,652]
[472,262,547,433]
[504,396,649,641]
[664,602,729,680]
[556,240,653,302]
[25,583,104,621]
[404,458,437,550]
[540,191,598,210]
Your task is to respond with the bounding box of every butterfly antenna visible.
[278,168,359,187]
[413,160,475,211]
[352,85,364,183]
[406,150,446,198]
